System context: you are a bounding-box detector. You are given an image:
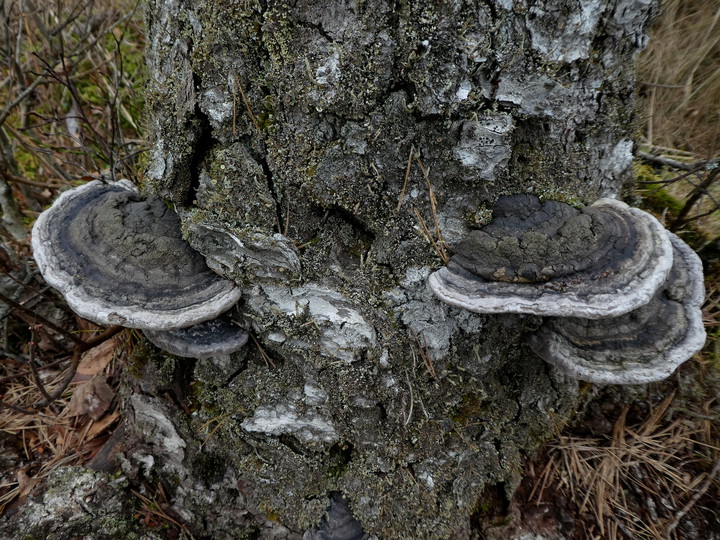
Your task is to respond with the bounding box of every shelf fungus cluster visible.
[429,194,706,384]
[31,180,248,358]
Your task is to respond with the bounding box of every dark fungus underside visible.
[143,314,249,358]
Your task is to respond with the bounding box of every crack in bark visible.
[257,154,285,233]
[187,95,213,208]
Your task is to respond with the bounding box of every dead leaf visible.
[17,470,40,503]
[77,339,117,376]
[84,435,110,461]
[49,425,67,446]
[85,409,120,441]
[67,375,115,420]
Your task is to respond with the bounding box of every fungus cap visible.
[528,233,706,384]
[31,180,242,330]
[429,195,673,318]
[143,315,249,358]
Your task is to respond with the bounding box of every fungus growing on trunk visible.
[429,194,707,384]
[143,313,249,358]
[31,180,242,330]
[528,233,706,384]
[304,492,374,540]
[429,194,673,318]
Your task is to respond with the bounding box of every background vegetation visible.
[0,0,145,520]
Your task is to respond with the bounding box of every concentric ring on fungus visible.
[528,233,706,384]
[429,194,673,319]
[143,314,249,358]
[32,180,242,330]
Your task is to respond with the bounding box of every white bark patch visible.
[304,382,329,405]
[132,395,186,470]
[496,73,599,122]
[11,468,130,535]
[526,1,605,63]
[185,220,301,281]
[417,471,435,489]
[241,403,338,444]
[599,138,634,180]
[453,114,514,181]
[613,0,655,48]
[386,267,484,360]
[202,87,233,125]
[316,50,341,88]
[252,283,377,363]
[454,79,472,102]
[145,129,168,182]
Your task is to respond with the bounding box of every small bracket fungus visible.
[31,180,241,330]
[183,218,302,282]
[143,314,249,358]
[304,492,374,540]
[528,233,706,384]
[428,194,673,318]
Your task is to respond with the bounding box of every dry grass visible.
[0,331,132,513]
[531,395,720,539]
[638,0,720,157]
[637,160,720,238]
[0,0,146,243]
[0,0,145,521]
[635,0,720,241]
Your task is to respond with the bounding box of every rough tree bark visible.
[106,0,656,538]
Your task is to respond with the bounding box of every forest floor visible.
[0,1,719,539]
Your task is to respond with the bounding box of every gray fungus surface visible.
[454,194,647,283]
[529,233,706,384]
[429,195,674,319]
[31,180,241,330]
[430,194,705,384]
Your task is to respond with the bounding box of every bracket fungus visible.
[528,233,706,384]
[304,492,374,540]
[429,194,707,384]
[428,194,673,319]
[31,180,242,330]
[143,313,249,358]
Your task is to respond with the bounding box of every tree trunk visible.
[123,0,657,537]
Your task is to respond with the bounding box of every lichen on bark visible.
[1,467,150,539]
[131,0,658,537]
